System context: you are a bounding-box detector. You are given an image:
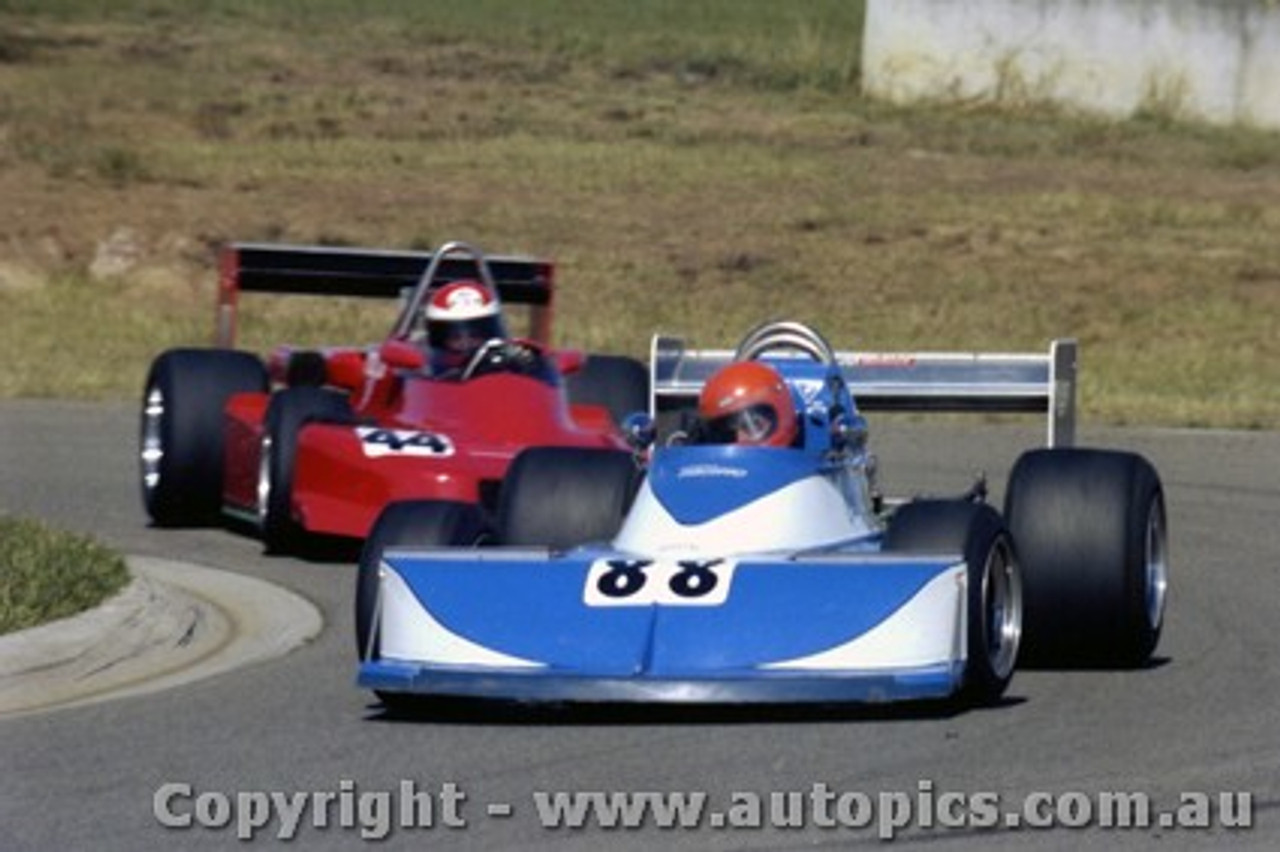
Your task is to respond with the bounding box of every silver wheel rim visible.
[140,385,165,499]
[256,435,273,528]
[983,537,1022,680]
[1145,499,1169,631]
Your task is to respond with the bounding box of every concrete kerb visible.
[0,555,322,717]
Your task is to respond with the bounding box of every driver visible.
[696,361,799,447]
[424,279,508,375]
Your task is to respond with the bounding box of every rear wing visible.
[215,242,555,348]
[651,336,1077,448]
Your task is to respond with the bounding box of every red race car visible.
[139,240,648,552]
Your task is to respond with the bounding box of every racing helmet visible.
[424,280,507,372]
[697,361,798,448]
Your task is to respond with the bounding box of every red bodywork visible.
[221,354,621,539]
[211,242,627,540]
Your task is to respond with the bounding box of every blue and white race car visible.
[355,321,1168,709]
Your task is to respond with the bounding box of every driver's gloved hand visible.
[504,342,539,372]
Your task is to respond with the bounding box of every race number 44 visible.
[355,427,455,458]
[583,558,737,607]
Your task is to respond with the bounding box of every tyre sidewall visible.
[884,500,1019,704]
[261,387,354,552]
[142,348,267,525]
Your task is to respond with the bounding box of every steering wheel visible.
[458,338,512,381]
[732,320,837,366]
[459,338,544,381]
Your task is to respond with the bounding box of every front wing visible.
[357,548,971,704]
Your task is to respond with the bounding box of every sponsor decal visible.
[853,354,917,368]
[676,464,748,480]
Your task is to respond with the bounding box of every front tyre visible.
[1005,448,1168,667]
[496,447,640,548]
[259,387,354,553]
[355,500,488,713]
[140,348,267,526]
[885,500,1022,705]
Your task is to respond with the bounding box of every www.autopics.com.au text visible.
[152,779,1254,841]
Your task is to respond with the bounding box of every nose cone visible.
[382,553,957,676]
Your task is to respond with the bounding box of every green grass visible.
[0,516,130,635]
[1,1,1278,428]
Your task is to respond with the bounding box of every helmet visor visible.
[428,315,506,353]
[703,403,779,445]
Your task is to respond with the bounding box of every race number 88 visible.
[583,558,736,607]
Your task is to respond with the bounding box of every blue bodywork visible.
[360,664,963,704]
[358,354,971,705]
[358,549,965,702]
[644,442,849,527]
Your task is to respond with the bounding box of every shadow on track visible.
[360,693,1028,727]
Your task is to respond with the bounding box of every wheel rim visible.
[982,536,1022,680]
[256,435,273,528]
[140,385,165,499]
[1144,499,1169,631]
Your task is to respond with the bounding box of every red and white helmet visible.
[426,280,500,323]
[425,280,507,371]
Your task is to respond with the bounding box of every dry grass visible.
[1,2,1278,427]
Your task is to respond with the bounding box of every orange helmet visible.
[697,361,798,447]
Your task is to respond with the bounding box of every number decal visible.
[355,427,455,458]
[596,560,649,599]
[668,560,721,598]
[584,558,736,607]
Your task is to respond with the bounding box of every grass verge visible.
[0,516,130,636]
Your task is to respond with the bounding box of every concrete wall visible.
[863,0,1280,128]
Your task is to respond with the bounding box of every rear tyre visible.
[885,500,1022,705]
[497,447,640,548]
[259,387,355,553]
[1004,448,1168,667]
[565,354,649,428]
[283,350,328,387]
[140,348,267,526]
[355,500,488,710]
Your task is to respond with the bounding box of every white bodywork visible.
[378,559,546,668]
[612,467,880,558]
[763,563,967,671]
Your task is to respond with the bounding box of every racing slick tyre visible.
[1004,448,1168,668]
[140,348,268,526]
[565,354,649,428]
[283,349,328,387]
[497,447,641,549]
[884,500,1022,705]
[259,387,355,554]
[355,499,490,661]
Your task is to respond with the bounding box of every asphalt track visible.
[1,399,1278,850]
